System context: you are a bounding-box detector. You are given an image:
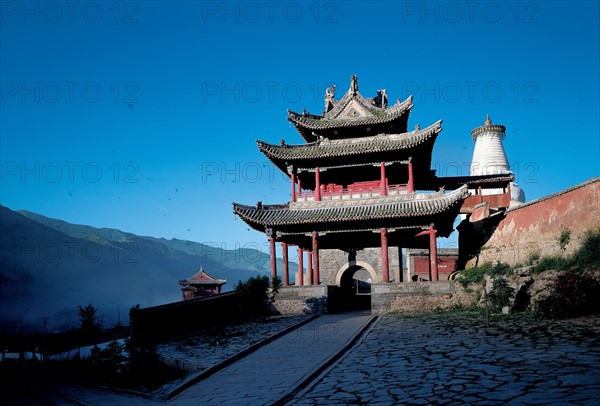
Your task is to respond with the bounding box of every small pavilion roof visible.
[178,268,226,286]
[287,75,413,141]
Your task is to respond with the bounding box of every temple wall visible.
[476,178,600,267]
[318,247,402,285]
[371,282,466,314]
[131,292,239,342]
[273,286,328,315]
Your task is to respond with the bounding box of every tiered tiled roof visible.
[233,185,469,230]
[259,120,441,169]
[233,186,469,249]
[287,76,413,141]
[257,121,442,188]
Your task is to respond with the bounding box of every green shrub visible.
[535,272,600,319]
[456,266,488,288]
[235,275,270,318]
[487,277,515,312]
[456,262,511,288]
[573,228,600,270]
[558,228,572,251]
[490,262,511,276]
[533,256,572,273]
[527,251,540,264]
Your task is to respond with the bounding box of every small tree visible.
[78,303,101,337]
[235,275,270,318]
[487,277,515,312]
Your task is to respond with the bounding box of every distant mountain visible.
[0,206,294,333]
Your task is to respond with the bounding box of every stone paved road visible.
[169,311,374,405]
[291,313,600,405]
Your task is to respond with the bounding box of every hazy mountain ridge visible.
[1,206,292,333]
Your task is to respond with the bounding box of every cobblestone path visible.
[291,313,600,405]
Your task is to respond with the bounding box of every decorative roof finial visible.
[485,114,492,126]
[350,74,358,94]
[324,84,336,112]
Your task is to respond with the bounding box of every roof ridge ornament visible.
[485,114,492,126]
[350,74,358,95]
[324,84,336,113]
[376,89,388,108]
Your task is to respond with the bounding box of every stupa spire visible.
[469,115,525,203]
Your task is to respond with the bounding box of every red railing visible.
[298,182,409,201]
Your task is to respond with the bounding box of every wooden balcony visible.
[297,181,410,202]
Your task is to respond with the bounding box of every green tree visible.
[487,277,515,312]
[235,275,270,318]
[78,303,101,337]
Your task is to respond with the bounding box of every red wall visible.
[413,255,459,280]
[477,178,600,266]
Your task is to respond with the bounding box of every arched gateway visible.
[334,261,379,286]
[232,75,515,313]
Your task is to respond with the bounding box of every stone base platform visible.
[274,282,458,316]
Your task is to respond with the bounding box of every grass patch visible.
[533,256,572,273]
[534,227,600,273]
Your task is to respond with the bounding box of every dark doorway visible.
[329,266,372,313]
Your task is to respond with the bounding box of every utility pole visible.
[483,286,490,328]
[42,317,48,361]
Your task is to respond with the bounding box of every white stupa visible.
[470,115,525,204]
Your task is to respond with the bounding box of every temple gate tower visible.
[233,75,514,310]
[470,115,525,204]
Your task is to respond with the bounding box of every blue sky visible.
[1,1,599,258]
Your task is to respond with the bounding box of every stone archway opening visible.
[341,267,373,296]
[329,263,375,313]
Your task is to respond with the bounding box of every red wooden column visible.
[429,225,438,281]
[282,243,289,286]
[312,231,320,284]
[380,162,387,196]
[314,168,321,201]
[291,171,296,202]
[381,228,389,282]
[297,247,304,286]
[408,159,415,193]
[297,178,302,198]
[307,251,313,285]
[268,233,277,282]
[416,225,439,281]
